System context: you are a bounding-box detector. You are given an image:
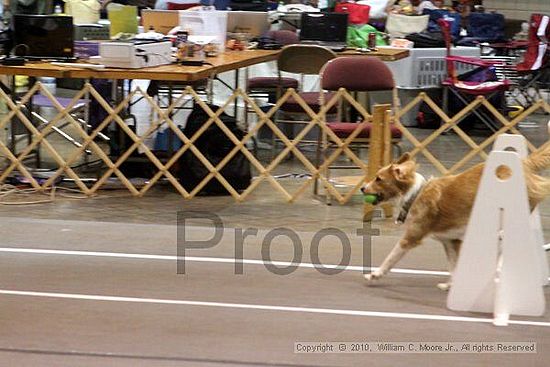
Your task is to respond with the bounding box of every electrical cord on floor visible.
[70,159,104,170]
[273,173,312,179]
[0,184,89,205]
[2,159,105,174]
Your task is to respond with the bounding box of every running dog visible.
[361,147,550,290]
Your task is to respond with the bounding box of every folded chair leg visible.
[452,89,500,132]
[442,87,450,133]
[270,115,278,163]
[313,126,322,196]
[322,129,331,205]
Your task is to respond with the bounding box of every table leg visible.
[168,81,174,156]
[9,75,16,154]
[233,68,239,118]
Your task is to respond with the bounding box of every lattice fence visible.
[394,92,550,175]
[0,82,380,204]
[1,83,549,204]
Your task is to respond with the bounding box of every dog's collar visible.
[396,173,427,224]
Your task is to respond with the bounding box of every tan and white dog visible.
[361,148,550,289]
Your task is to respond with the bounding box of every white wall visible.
[483,0,550,21]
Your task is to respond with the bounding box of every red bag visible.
[335,2,370,25]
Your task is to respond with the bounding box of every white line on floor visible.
[0,247,449,276]
[1,289,549,327]
[2,247,549,283]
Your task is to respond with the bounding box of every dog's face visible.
[361,153,418,205]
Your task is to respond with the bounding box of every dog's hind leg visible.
[437,239,461,291]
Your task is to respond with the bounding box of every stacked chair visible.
[511,13,550,107]
[439,18,511,131]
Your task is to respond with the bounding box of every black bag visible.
[178,104,251,195]
[0,30,12,55]
[405,31,446,48]
[416,102,441,129]
[257,35,283,50]
[229,0,268,11]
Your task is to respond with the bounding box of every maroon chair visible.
[320,56,402,149]
[315,56,402,196]
[511,13,550,108]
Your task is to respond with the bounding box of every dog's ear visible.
[395,152,411,164]
[391,165,405,181]
[391,160,416,181]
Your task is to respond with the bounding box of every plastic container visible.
[385,47,481,88]
[64,0,101,24]
[107,4,138,37]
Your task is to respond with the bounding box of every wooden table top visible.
[340,47,410,61]
[0,47,409,81]
[0,50,280,81]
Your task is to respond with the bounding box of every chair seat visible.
[443,79,510,95]
[327,122,403,139]
[247,77,299,90]
[280,92,337,113]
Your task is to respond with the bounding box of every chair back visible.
[438,18,458,82]
[278,45,337,75]
[438,18,453,56]
[320,56,394,92]
[265,30,299,46]
[517,13,550,72]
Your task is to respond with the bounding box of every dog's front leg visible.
[364,238,411,282]
[364,203,432,284]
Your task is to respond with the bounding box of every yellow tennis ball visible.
[364,194,378,204]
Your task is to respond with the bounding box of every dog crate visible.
[384,47,481,126]
[385,46,481,89]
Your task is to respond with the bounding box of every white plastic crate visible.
[385,47,481,89]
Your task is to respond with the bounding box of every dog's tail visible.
[525,142,550,172]
[524,143,550,205]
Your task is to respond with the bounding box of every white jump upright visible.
[447,134,547,326]
[492,134,549,287]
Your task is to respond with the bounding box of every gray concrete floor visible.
[1,88,550,366]
[0,217,549,367]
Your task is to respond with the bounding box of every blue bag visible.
[457,66,498,83]
[154,128,183,152]
[424,9,461,39]
[467,12,505,41]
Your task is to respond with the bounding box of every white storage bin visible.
[384,47,481,89]
[180,10,228,52]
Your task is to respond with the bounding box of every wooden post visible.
[383,109,392,165]
[364,104,393,221]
